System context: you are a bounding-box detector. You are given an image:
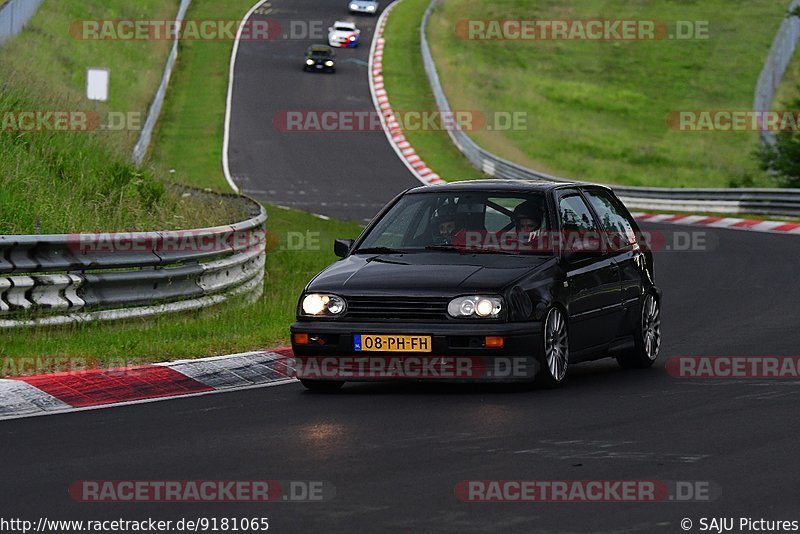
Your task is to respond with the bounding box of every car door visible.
[557,191,624,354]
[583,189,646,327]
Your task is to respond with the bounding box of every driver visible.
[511,200,544,249]
[430,203,460,244]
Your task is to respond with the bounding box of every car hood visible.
[307,252,555,295]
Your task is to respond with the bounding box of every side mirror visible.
[334,238,355,258]
[328,27,333,31]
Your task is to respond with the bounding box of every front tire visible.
[536,307,569,387]
[300,379,345,392]
[617,292,661,369]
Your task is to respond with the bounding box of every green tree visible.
[757,94,800,187]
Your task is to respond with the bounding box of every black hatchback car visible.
[303,45,336,73]
[291,180,661,390]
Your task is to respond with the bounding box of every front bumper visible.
[329,38,358,48]
[304,62,334,72]
[348,5,377,13]
[291,320,542,382]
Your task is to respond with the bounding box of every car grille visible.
[344,296,450,322]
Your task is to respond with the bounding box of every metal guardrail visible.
[755,0,800,146]
[0,0,44,45]
[132,0,193,164]
[0,195,267,328]
[420,0,800,218]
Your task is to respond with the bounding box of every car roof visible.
[404,179,609,195]
[308,45,333,54]
[333,21,356,28]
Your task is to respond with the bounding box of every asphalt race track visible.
[226,0,420,221]
[3,223,800,532]
[3,0,800,532]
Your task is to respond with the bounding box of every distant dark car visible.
[292,179,662,391]
[304,45,336,73]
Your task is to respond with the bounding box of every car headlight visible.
[325,60,334,67]
[349,35,356,41]
[306,59,314,66]
[301,293,346,316]
[448,296,502,319]
[367,5,376,11]
[350,3,358,9]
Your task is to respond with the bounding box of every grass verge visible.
[0,0,234,234]
[428,0,789,188]
[419,0,788,188]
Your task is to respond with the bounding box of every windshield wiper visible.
[424,244,519,255]
[354,246,407,255]
[424,244,468,253]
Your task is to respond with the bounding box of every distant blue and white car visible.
[348,0,378,15]
[328,21,361,48]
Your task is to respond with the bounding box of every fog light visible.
[293,333,309,345]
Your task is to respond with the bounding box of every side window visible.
[585,191,637,249]
[559,195,598,233]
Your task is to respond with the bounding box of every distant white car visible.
[328,21,361,48]
[348,0,378,15]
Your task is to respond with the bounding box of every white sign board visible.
[86,68,109,102]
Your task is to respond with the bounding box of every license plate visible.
[354,334,431,352]
[316,64,322,69]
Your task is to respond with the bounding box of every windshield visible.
[355,191,555,255]
[335,26,353,31]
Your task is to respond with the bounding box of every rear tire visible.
[617,292,661,369]
[535,307,569,388]
[300,379,345,392]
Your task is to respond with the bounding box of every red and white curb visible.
[369,0,445,187]
[632,212,800,235]
[0,348,295,421]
